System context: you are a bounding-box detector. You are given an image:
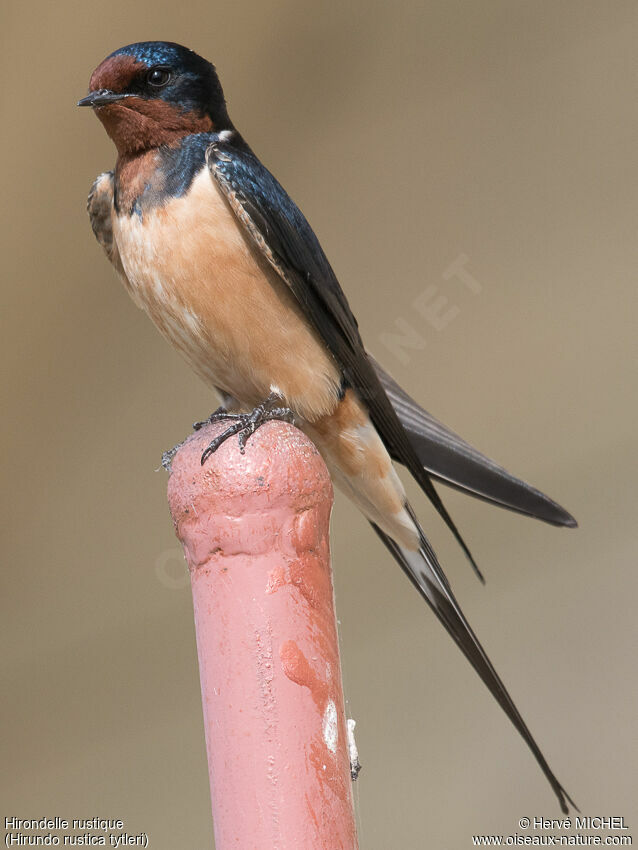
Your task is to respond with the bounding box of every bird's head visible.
[79,42,231,155]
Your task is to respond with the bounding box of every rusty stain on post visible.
[166,420,358,849]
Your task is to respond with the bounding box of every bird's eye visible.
[146,67,172,88]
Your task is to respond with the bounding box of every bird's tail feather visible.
[371,507,577,814]
[370,355,577,529]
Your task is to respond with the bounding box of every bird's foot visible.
[160,439,185,472]
[193,406,232,431]
[199,393,295,465]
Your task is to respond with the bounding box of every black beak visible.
[77,89,131,107]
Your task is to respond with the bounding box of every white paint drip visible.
[322,700,338,754]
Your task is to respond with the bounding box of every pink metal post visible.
[166,420,358,849]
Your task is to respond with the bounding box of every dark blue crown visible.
[110,41,203,69]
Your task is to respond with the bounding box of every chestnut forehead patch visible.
[89,54,146,93]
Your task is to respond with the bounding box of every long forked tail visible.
[371,508,577,814]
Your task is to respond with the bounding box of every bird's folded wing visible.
[205,138,432,471]
[206,139,482,570]
[371,356,576,527]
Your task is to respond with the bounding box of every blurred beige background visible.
[2,1,637,847]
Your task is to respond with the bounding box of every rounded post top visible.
[166,419,333,528]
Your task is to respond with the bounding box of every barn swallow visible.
[80,41,577,812]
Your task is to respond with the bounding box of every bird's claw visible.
[199,394,294,465]
[193,406,228,430]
